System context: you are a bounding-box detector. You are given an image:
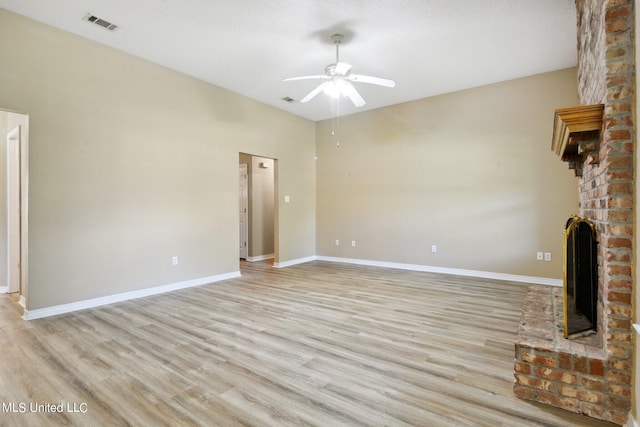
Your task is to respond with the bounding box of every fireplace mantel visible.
[551,104,604,176]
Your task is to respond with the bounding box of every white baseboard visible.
[23,271,241,320]
[20,257,561,320]
[0,286,8,293]
[18,294,26,308]
[246,253,274,262]
[314,256,562,286]
[273,256,318,269]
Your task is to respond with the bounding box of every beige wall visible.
[316,68,579,279]
[0,9,316,310]
[0,6,581,314]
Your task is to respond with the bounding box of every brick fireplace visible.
[513,0,634,424]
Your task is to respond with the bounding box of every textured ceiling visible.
[0,0,577,121]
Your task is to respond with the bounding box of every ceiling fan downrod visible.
[331,34,343,63]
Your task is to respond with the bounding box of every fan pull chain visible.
[331,99,340,148]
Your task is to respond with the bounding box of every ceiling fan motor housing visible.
[325,63,352,77]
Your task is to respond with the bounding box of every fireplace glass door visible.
[563,216,598,338]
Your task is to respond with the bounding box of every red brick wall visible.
[577,0,634,392]
[513,1,634,424]
[577,0,608,104]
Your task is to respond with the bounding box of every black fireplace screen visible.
[563,216,598,338]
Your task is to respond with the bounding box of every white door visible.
[239,164,248,259]
[7,126,21,293]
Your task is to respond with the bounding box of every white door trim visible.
[6,126,21,294]
[239,164,248,259]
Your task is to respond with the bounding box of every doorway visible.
[239,153,276,263]
[0,109,28,307]
[239,163,248,259]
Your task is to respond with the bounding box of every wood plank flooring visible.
[0,261,616,426]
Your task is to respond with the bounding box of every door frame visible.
[6,125,21,294]
[239,163,248,259]
[238,153,277,264]
[1,110,28,308]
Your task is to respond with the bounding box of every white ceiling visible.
[0,0,577,122]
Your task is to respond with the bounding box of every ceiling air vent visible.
[84,14,118,31]
[281,97,295,103]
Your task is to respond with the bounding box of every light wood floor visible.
[0,261,616,426]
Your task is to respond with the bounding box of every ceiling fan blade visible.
[283,75,328,82]
[343,82,366,107]
[300,82,329,103]
[348,74,396,88]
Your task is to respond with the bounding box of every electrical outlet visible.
[432,245,437,253]
[172,256,179,266]
[544,252,552,262]
[335,240,339,246]
[537,252,543,261]
[352,240,356,247]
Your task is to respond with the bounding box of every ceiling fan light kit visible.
[284,34,395,107]
[323,79,349,98]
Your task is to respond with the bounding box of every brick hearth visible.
[514,286,614,420]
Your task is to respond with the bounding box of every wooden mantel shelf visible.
[551,104,604,176]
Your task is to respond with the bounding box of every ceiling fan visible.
[284,34,396,107]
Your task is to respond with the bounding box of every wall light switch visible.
[284,195,290,203]
[335,240,339,246]
[537,252,543,261]
[352,240,356,247]
[431,245,437,253]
